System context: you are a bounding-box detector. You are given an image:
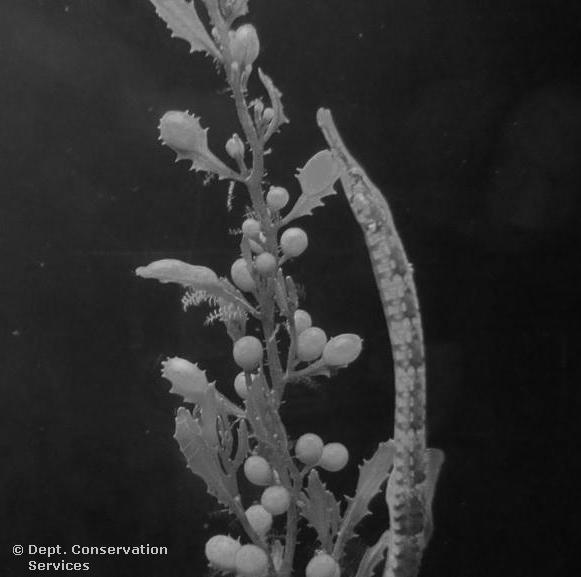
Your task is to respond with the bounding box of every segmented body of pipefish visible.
[317,108,444,577]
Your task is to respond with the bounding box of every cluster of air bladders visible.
[137,1,398,577]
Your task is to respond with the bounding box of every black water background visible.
[1,1,580,575]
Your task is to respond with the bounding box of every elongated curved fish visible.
[317,108,444,577]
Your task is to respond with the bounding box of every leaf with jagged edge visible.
[335,440,395,557]
[149,0,221,61]
[258,69,289,142]
[244,373,292,481]
[299,469,342,553]
[161,357,210,404]
[174,406,240,509]
[136,259,252,314]
[244,373,287,453]
[161,356,244,420]
[354,529,390,577]
[159,111,239,180]
[281,150,341,225]
[136,258,219,287]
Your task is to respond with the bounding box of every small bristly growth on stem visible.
[138,1,402,576]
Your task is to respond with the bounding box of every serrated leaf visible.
[244,373,292,481]
[159,111,239,180]
[136,257,243,306]
[354,529,390,577]
[281,150,341,224]
[160,356,244,417]
[136,258,219,287]
[258,68,289,142]
[174,406,239,509]
[355,440,395,496]
[136,258,250,312]
[334,440,395,557]
[161,356,210,403]
[150,0,221,60]
[299,469,342,552]
[142,258,253,340]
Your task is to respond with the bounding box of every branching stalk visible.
[141,3,433,577]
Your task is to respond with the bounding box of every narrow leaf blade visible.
[258,68,289,141]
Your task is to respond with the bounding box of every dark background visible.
[1,0,580,575]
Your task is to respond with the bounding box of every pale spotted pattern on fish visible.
[317,108,444,577]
